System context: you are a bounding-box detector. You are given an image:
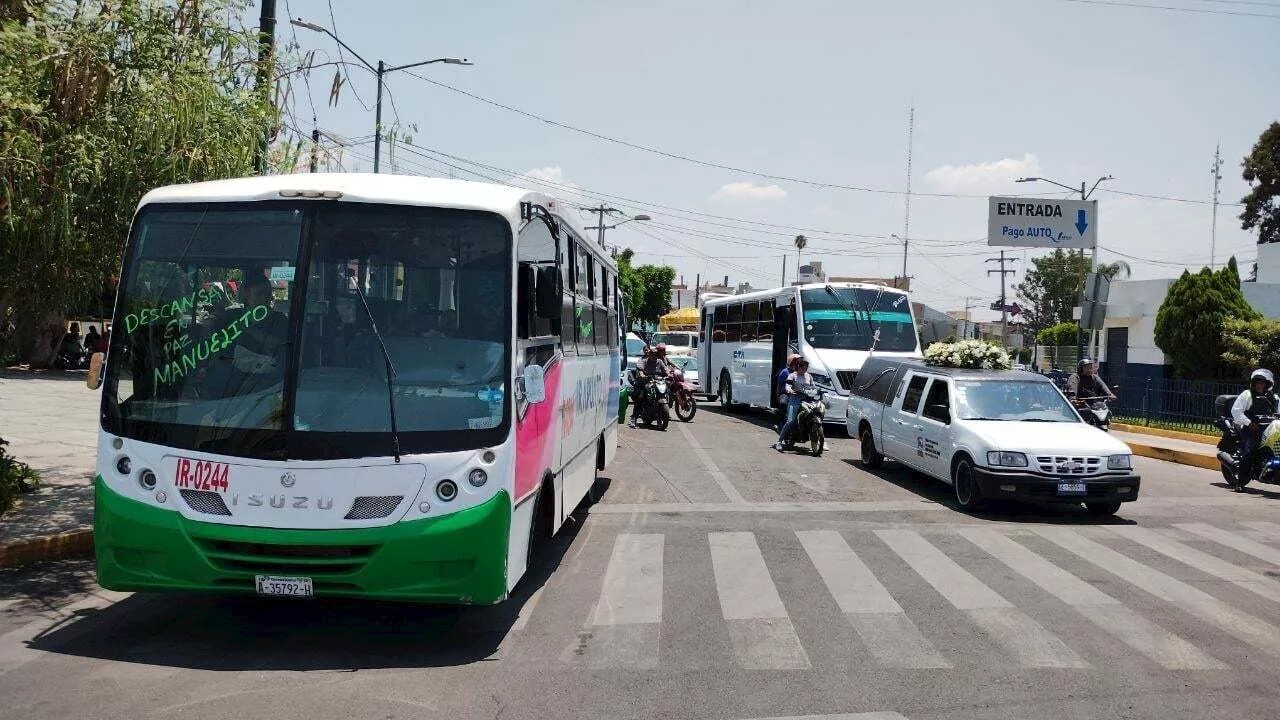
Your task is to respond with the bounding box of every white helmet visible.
[1251,368,1275,386]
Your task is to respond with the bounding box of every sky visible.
[265,0,1280,322]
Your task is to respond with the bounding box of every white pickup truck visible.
[847,357,1140,515]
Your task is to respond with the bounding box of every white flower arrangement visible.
[922,339,1013,370]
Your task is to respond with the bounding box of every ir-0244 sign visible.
[987,197,1097,249]
[174,457,230,493]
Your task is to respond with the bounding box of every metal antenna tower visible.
[902,104,914,281]
[1211,143,1223,269]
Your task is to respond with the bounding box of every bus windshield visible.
[798,287,917,352]
[103,201,511,460]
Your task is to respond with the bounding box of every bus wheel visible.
[527,479,553,567]
[718,372,734,410]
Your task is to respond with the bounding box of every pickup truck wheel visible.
[953,456,986,511]
[860,429,884,469]
[1086,501,1122,517]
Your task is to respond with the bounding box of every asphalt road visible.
[5,402,1280,720]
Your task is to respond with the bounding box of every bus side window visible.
[561,239,578,355]
[725,302,742,342]
[741,301,759,342]
[712,305,728,342]
[758,300,775,340]
[517,218,557,339]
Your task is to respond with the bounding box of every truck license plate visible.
[1057,481,1087,496]
[255,575,313,598]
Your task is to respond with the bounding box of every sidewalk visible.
[1111,424,1218,471]
[0,369,99,567]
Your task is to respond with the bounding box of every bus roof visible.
[700,282,908,308]
[137,173,574,230]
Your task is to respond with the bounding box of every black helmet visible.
[1078,358,1094,370]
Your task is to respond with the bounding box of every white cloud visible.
[709,181,788,203]
[923,153,1041,194]
[509,166,581,200]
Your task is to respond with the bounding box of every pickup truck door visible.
[885,372,930,469]
[916,378,954,480]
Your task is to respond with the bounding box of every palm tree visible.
[1097,260,1132,281]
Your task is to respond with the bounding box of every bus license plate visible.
[255,575,313,598]
[1057,481,1087,496]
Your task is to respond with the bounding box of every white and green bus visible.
[89,174,623,603]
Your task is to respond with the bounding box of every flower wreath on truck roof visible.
[922,339,1013,370]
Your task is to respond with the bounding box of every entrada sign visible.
[988,197,1097,249]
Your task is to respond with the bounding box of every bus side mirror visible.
[521,363,547,404]
[535,266,560,319]
[87,352,105,390]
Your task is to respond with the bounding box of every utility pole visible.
[986,252,1019,347]
[588,204,614,247]
[254,0,277,174]
[902,105,914,283]
[780,255,787,288]
[962,296,979,339]
[310,127,320,172]
[1211,143,1223,269]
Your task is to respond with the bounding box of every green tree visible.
[1241,121,1280,245]
[1154,257,1260,378]
[0,0,283,366]
[1015,251,1130,337]
[615,248,674,331]
[1035,322,1080,347]
[1221,317,1280,376]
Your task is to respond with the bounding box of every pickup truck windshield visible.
[955,380,1079,422]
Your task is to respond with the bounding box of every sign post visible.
[988,196,1101,361]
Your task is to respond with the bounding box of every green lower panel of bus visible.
[94,477,512,604]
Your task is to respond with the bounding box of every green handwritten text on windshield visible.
[125,286,225,335]
[153,304,269,387]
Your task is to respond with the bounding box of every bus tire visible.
[527,476,554,567]
[718,371,735,410]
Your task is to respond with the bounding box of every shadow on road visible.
[26,478,613,671]
[840,458,1137,525]
[1208,481,1280,499]
[0,368,91,382]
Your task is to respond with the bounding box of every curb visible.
[1112,422,1216,446]
[1123,440,1219,471]
[0,529,93,569]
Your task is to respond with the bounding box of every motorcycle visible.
[1215,395,1280,491]
[53,344,89,371]
[1073,394,1114,431]
[783,387,827,456]
[630,370,670,431]
[667,367,698,422]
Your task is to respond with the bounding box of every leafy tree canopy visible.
[616,249,675,332]
[1016,251,1128,337]
[1154,257,1260,378]
[1241,121,1280,245]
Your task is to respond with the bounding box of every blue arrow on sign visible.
[1075,209,1089,236]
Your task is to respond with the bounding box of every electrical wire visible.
[1056,0,1280,18]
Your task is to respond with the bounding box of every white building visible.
[1099,243,1280,379]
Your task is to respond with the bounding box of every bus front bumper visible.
[94,477,511,604]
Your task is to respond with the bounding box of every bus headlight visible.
[436,479,458,502]
[116,456,132,475]
[468,468,488,487]
[139,469,157,490]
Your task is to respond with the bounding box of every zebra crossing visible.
[548,520,1280,673]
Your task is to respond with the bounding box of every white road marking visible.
[1175,523,1280,566]
[1112,526,1280,604]
[1036,526,1280,659]
[676,422,748,504]
[592,534,664,626]
[876,529,1088,668]
[960,527,1224,670]
[709,532,810,669]
[742,714,910,720]
[563,533,664,668]
[591,501,949,514]
[0,590,132,675]
[1239,520,1280,542]
[797,530,949,668]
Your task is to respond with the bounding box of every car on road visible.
[666,354,701,393]
[847,357,1140,515]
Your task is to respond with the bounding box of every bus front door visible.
[771,305,791,408]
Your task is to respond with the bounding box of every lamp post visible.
[584,206,650,249]
[291,19,471,173]
[1014,175,1114,363]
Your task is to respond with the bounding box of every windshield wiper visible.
[348,268,401,463]
[964,416,1009,421]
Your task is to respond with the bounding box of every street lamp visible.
[291,19,472,173]
[1015,175,1114,201]
[585,207,650,247]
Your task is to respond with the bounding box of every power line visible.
[1100,187,1243,206]
[1057,0,1280,18]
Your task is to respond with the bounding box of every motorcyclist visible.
[1231,368,1279,487]
[1068,358,1115,401]
[776,353,800,408]
[629,345,670,428]
[775,357,815,451]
